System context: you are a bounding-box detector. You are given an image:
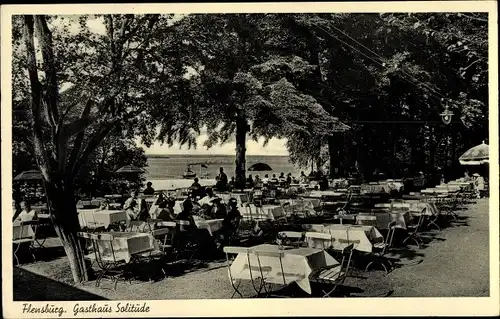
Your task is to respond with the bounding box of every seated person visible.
[176,199,196,228]
[220,198,242,241]
[299,171,308,184]
[278,172,286,183]
[286,173,292,185]
[155,192,166,206]
[228,177,236,191]
[14,200,38,222]
[319,175,329,191]
[157,199,176,222]
[245,175,254,188]
[213,198,227,219]
[247,220,265,246]
[253,175,262,188]
[215,167,229,192]
[12,199,21,221]
[123,190,139,220]
[189,178,202,197]
[198,187,218,207]
[143,182,155,195]
[270,174,279,184]
[137,198,150,221]
[262,174,270,186]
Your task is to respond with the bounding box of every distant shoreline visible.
[146,154,290,158]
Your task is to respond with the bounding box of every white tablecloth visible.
[78,210,128,228]
[230,244,338,294]
[303,224,383,253]
[307,191,346,198]
[193,218,223,236]
[97,232,157,263]
[242,205,285,220]
[13,223,35,240]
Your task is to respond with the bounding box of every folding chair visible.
[78,231,99,283]
[85,233,128,290]
[253,249,290,297]
[33,213,52,248]
[309,243,354,297]
[355,215,378,227]
[402,208,426,248]
[278,231,305,248]
[13,220,39,265]
[223,246,263,298]
[365,221,397,274]
[175,220,199,263]
[141,223,176,277]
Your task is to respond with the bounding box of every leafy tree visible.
[15,14,190,282]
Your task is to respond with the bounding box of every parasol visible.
[13,170,43,181]
[248,162,273,172]
[459,141,489,165]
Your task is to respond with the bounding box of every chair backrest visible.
[338,238,361,245]
[90,233,114,241]
[177,220,191,226]
[223,246,251,255]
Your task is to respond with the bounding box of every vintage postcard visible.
[1,1,498,317]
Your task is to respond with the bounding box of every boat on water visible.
[182,165,196,179]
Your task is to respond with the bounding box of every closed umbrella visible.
[248,163,273,172]
[459,141,489,165]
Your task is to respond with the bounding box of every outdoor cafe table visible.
[78,209,128,228]
[280,198,321,214]
[421,188,459,195]
[302,224,384,253]
[218,193,249,206]
[229,243,339,295]
[242,204,285,220]
[97,231,158,263]
[13,221,35,240]
[192,217,223,236]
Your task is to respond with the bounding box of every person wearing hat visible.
[176,199,196,227]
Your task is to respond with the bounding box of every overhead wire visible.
[312,23,446,102]
[326,23,446,99]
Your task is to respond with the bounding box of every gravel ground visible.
[15,198,490,300]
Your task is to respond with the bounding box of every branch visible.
[23,15,50,171]
[65,99,94,172]
[70,121,116,179]
[33,15,59,128]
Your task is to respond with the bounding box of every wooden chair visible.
[309,243,354,297]
[223,246,262,298]
[253,249,289,297]
[13,220,39,265]
[365,221,396,274]
[402,208,426,248]
[175,220,198,262]
[78,232,127,289]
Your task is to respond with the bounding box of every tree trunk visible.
[328,136,337,178]
[44,176,88,283]
[234,111,247,190]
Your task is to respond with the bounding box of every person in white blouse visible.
[14,200,38,222]
[198,188,218,207]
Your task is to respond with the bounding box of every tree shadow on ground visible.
[14,267,107,301]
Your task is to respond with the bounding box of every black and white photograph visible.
[1,1,498,317]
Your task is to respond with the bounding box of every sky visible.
[53,15,290,156]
